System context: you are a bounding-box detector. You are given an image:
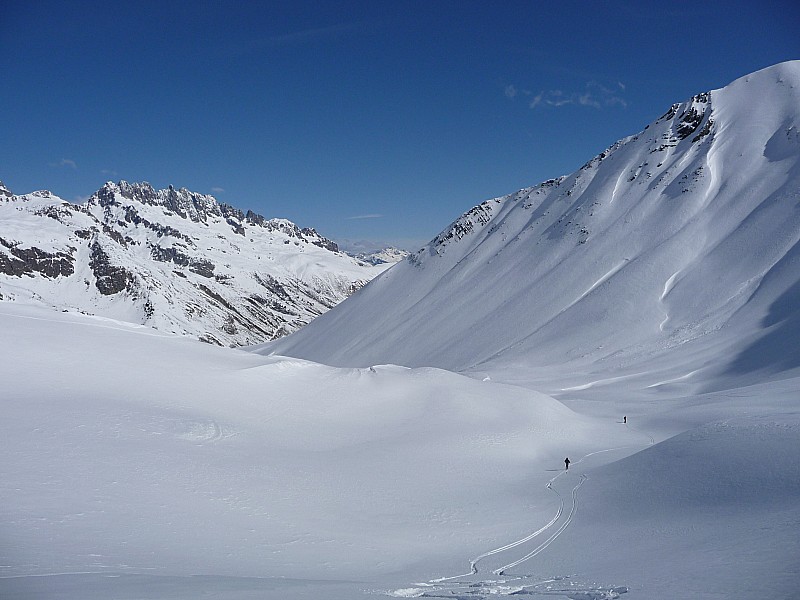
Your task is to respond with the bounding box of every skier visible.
[623,416,627,424]
[564,457,570,470]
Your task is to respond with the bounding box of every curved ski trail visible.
[390,423,655,598]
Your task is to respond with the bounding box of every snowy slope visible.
[2,298,798,600]
[0,181,389,346]
[3,62,800,600]
[0,303,617,597]
[262,61,800,395]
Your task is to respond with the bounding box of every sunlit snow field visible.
[2,301,798,600]
[3,62,800,599]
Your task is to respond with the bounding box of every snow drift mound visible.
[0,302,613,586]
[260,61,800,390]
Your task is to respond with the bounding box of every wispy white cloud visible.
[101,169,118,178]
[211,187,225,193]
[508,80,627,110]
[346,213,383,220]
[578,91,601,108]
[50,158,77,169]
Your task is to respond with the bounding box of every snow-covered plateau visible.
[2,61,799,600]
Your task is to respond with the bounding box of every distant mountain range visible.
[262,61,800,393]
[0,180,398,345]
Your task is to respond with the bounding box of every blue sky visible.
[1,1,798,251]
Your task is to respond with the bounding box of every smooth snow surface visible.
[3,303,798,599]
[3,62,800,600]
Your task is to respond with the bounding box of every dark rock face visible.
[220,204,245,222]
[151,245,191,266]
[672,92,713,142]
[301,227,339,252]
[188,258,215,278]
[0,238,75,278]
[121,204,191,242]
[245,210,265,226]
[431,200,498,250]
[94,182,341,250]
[89,242,133,295]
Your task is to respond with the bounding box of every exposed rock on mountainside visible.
[0,181,389,345]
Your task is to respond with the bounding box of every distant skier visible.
[623,416,627,424]
[564,457,570,470]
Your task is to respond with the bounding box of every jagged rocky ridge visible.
[0,181,390,345]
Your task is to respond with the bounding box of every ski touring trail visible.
[386,422,655,599]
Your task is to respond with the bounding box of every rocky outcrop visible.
[0,238,75,278]
[89,241,133,295]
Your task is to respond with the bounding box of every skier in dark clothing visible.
[623,416,627,424]
[564,457,570,470]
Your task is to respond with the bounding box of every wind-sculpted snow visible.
[0,181,389,345]
[263,61,800,394]
[3,302,798,599]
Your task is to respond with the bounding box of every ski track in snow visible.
[387,425,655,599]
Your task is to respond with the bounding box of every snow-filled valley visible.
[5,301,797,600]
[2,62,799,600]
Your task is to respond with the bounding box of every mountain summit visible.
[263,61,800,392]
[0,181,389,345]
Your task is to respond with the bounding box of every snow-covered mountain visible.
[263,61,800,393]
[2,62,800,600]
[0,181,389,345]
[349,246,410,265]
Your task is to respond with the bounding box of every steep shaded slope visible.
[0,181,388,345]
[262,62,800,390]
